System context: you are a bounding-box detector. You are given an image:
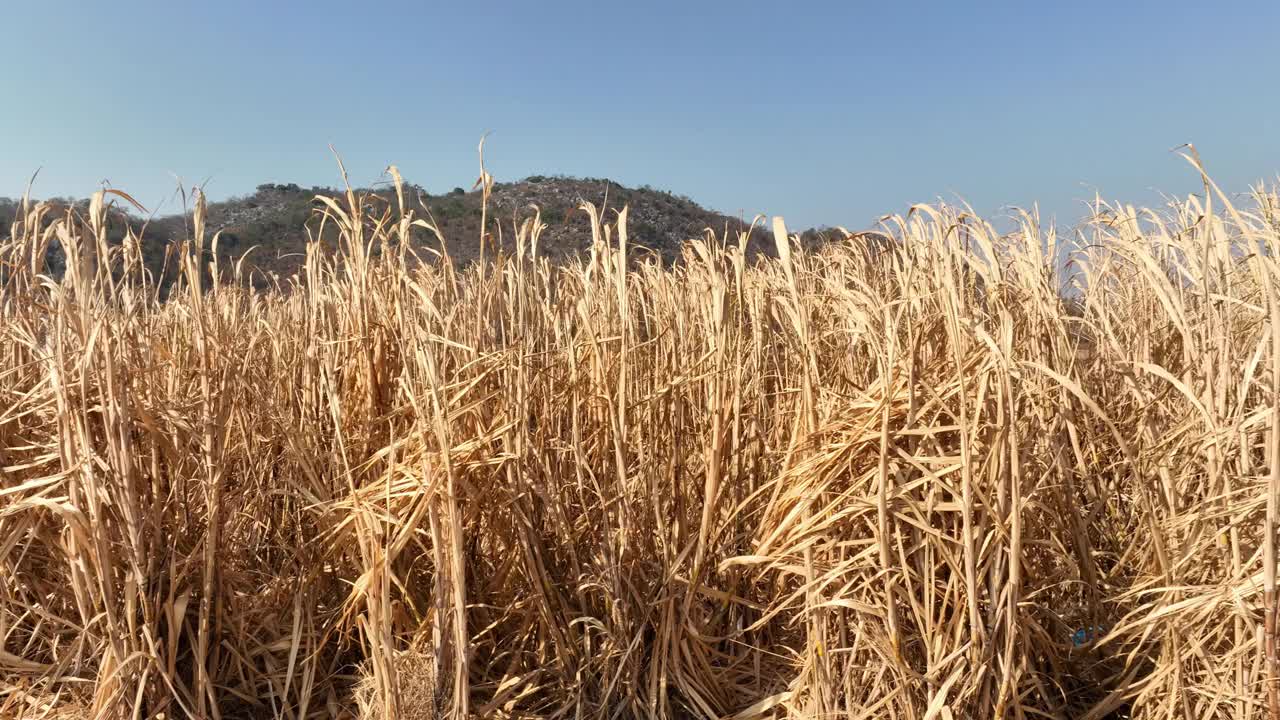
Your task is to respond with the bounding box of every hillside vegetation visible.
[0,175,773,289]
[0,159,1277,720]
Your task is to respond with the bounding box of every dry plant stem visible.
[1,159,1277,720]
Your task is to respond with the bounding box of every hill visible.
[1,176,813,288]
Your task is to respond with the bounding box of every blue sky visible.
[2,1,1277,230]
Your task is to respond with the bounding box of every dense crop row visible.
[1,159,1276,718]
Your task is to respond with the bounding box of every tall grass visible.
[0,155,1276,719]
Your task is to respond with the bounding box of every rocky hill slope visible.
[2,176,840,289]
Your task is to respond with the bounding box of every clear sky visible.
[3,0,1278,230]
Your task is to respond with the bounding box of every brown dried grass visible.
[0,152,1276,719]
